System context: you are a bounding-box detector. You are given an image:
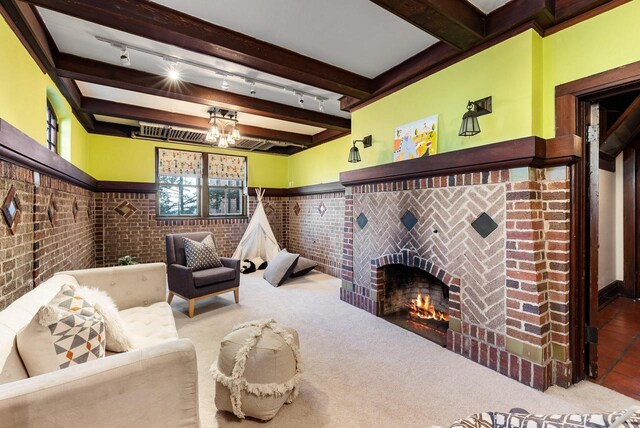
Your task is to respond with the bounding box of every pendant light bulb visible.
[232,127,241,140]
[219,135,228,148]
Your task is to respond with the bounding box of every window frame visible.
[46,100,59,154]
[155,147,248,220]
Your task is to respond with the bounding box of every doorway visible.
[584,88,640,399]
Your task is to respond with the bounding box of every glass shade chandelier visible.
[206,107,241,148]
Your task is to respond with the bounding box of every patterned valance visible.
[158,149,203,177]
[208,154,246,181]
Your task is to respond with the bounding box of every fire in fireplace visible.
[380,264,450,346]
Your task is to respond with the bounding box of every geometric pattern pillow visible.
[184,235,222,271]
[493,411,638,428]
[17,284,106,377]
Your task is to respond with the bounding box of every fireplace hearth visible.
[380,264,449,346]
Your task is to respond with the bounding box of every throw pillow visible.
[184,235,223,270]
[17,284,106,377]
[250,257,268,270]
[76,285,132,353]
[241,259,256,274]
[263,249,299,287]
[290,257,318,278]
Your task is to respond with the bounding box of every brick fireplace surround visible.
[340,167,571,391]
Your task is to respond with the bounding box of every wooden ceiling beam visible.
[56,54,351,132]
[369,0,485,51]
[601,93,640,157]
[81,97,313,145]
[22,0,372,99]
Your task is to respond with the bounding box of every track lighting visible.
[119,48,130,66]
[97,36,330,108]
[163,57,180,81]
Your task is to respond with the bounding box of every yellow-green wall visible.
[0,15,89,170]
[289,1,640,187]
[4,2,640,188]
[87,134,289,188]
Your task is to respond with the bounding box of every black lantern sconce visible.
[348,135,372,163]
[459,96,492,137]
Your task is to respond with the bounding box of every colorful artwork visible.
[393,115,438,162]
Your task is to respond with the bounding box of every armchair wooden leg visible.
[188,299,195,318]
[167,291,174,304]
[233,288,239,304]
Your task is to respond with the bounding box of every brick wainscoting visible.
[0,160,95,310]
[95,191,346,277]
[340,167,571,390]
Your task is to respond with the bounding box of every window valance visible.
[158,149,203,178]
[208,154,246,181]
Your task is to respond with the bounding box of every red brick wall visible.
[284,192,344,277]
[0,160,95,310]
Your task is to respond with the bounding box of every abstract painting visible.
[393,114,438,162]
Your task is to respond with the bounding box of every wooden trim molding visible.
[339,135,582,186]
[0,119,97,189]
[598,280,623,309]
[249,182,345,198]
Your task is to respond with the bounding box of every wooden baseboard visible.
[599,280,623,309]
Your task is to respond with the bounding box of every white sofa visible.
[0,263,199,428]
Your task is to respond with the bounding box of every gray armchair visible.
[165,232,240,318]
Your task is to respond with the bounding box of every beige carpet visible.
[171,271,638,427]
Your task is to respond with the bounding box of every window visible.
[156,149,247,218]
[46,101,58,153]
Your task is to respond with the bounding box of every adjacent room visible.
[0,0,639,427]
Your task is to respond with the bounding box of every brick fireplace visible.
[340,165,571,391]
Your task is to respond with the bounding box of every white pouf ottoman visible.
[211,319,303,421]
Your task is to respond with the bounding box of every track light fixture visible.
[119,47,130,66]
[96,36,329,110]
[163,57,181,81]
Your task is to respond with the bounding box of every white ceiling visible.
[467,0,513,14]
[150,0,439,78]
[78,82,325,135]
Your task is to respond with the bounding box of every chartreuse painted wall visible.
[0,15,89,171]
[289,0,640,187]
[86,134,289,188]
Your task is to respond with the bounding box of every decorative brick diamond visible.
[114,201,138,219]
[293,202,301,216]
[72,198,79,223]
[356,212,368,229]
[47,196,58,227]
[1,185,21,235]
[401,210,418,231]
[471,212,498,238]
[264,202,275,217]
[318,202,327,217]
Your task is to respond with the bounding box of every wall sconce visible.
[459,96,492,137]
[348,135,372,163]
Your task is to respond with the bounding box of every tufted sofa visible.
[0,263,199,428]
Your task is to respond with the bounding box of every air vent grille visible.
[132,122,306,152]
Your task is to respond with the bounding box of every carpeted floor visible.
[171,271,639,427]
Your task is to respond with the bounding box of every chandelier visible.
[205,107,241,148]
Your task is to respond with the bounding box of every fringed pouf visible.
[210,319,303,421]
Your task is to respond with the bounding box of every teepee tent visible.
[232,189,280,262]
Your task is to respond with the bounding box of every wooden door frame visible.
[556,60,640,383]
